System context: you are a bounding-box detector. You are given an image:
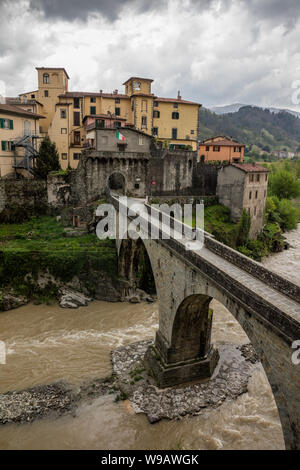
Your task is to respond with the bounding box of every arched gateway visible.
[113,195,300,450]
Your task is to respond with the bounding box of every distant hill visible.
[199,105,300,152]
[210,103,300,119]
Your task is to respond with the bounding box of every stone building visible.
[217,163,269,238]
[199,136,245,163]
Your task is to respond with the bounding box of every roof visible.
[83,114,127,122]
[156,97,201,106]
[231,163,269,173]
[36,67,70,79]
[0,103,45,119]
[202,139,245,147]
[58,91,130,99]
[93,126,152,138]
[123,77,154,85]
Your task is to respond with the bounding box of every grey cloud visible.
[29,0,168,22]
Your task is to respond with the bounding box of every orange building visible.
[199,136,245,163]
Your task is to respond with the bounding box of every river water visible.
[0,226,299,450]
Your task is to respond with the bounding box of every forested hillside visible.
[198,106,300,152]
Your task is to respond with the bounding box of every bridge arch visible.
[116,231,298,449]
[108,171,126,195]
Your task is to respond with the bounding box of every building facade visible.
[0,104,43,177]
[199,136,245,163]
[217,163,269,238]
[16,68,200,170]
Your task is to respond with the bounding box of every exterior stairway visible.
[12,134,39,174]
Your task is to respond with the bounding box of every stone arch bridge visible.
[109,194,300,450]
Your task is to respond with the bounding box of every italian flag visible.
[116,131,126,141]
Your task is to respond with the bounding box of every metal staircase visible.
[12,133,39,174]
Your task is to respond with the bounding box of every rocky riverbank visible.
[0,340,259,426]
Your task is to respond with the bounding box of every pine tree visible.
[34,136,61,179]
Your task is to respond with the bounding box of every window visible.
[90,97,96,103]
[60,109,67,119]
[153,110,160,118]
[31,94,35,99]
[173,103,178,108]
[0,118,13,129]
[134,183,140,189]
[154,101,159,107]
[250,174,254,182]
[191,130,194,134]
[1,141,12,151]
[115,98,120,104]
[249,191,252,200]
[73,153,81,160]
[90,106,96,115]
[141,116,147,128]
[213,146,220,152]
[114,121,121,128]
[115,107,120,116]
[73,111,80,126]
[96,119,105,129]
[61,153,67,160]
[234,146,240,152]
[44,90,49,97]
[139,137,144,145]
[265,174,268,181]
[264,190,266,197]
[74,131,81,145]
[141,100,147,111]
[117,143,126,151]
[74,98,80,108]
[254,207,257,216]
[172,128,177,139]
[255,190,258,199]
[206,145,209,151]
[188,160,192,169]
[153,127,158,136]
[135,81,141,91]
[172,112,179,119]
[43,73,49,84]
[61,128,67,134]
[256,174,260,182]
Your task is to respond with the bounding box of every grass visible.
[0,216,118,296]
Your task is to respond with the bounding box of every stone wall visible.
[149,150,195,196]
[192,162,219,196]
[0,179,47,213]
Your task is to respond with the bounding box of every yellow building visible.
[0,103,43,177]
[18,68,201,170]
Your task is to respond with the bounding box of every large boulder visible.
[59,288,92,309]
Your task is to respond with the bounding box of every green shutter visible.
[10,119,13,129]
[0,118,4,128]
[1,141,6,151]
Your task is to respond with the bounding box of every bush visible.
[268,170,300,199]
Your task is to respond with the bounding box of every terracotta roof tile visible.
[231,163,269,173]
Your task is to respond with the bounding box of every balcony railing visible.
[86,121,122,131]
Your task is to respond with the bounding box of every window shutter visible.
[10,119,13,129]
[0,118,3,128]
[1,141,6,151]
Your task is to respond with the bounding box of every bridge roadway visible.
[119,195,300,338]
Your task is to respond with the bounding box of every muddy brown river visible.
[0,225,299,450]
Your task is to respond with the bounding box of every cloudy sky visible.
[1,0,300,109]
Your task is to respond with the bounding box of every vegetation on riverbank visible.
[0,216,118,304]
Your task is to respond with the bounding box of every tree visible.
[268,170,300,199]
[236,209,251,247]
[277,199,300,231]
[34,136,61,179]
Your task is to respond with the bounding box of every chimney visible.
[177,90,181,100]
[99,89,103,94]
[113,89,118,95]
[0,95,5,104]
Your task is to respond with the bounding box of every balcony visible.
[86,121,122,131]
